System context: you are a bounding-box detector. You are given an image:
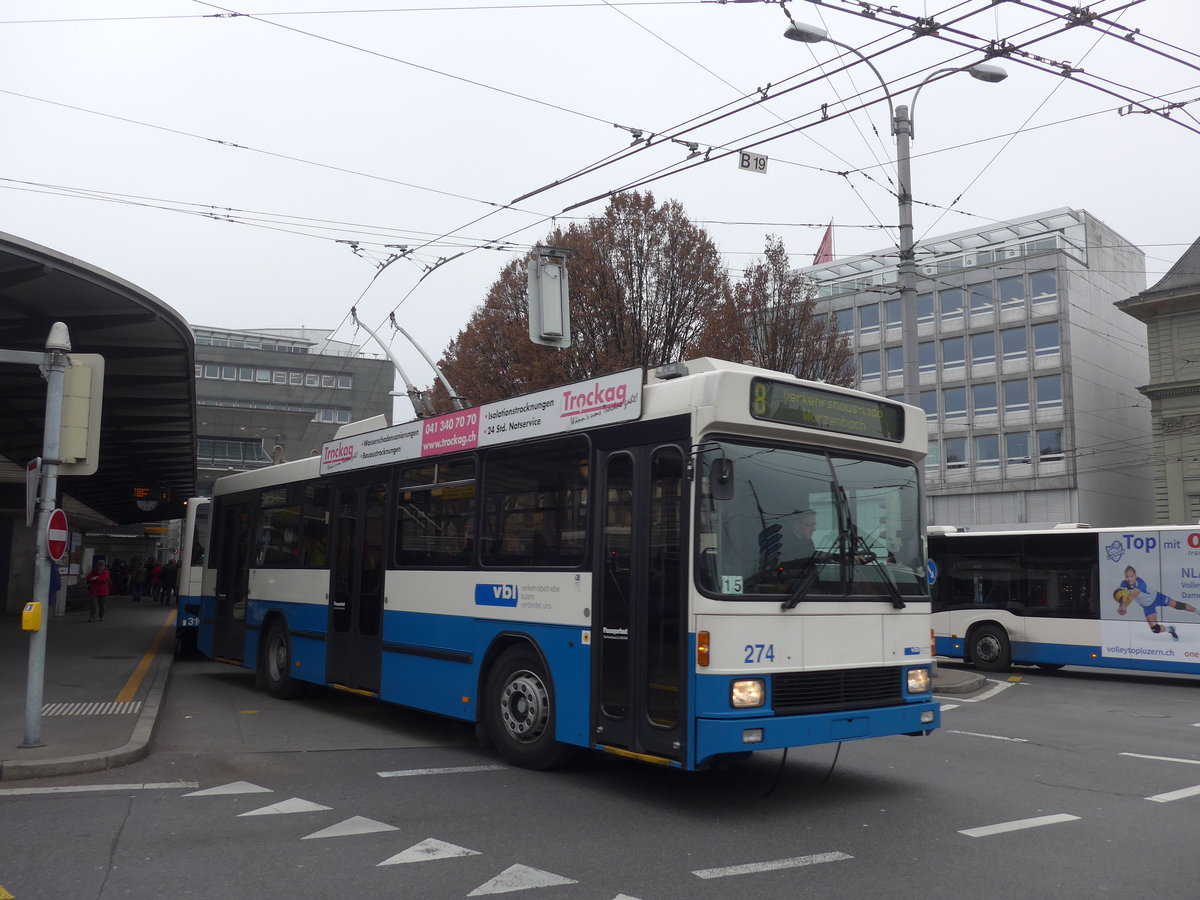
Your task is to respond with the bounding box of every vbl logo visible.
[475,584,519,607]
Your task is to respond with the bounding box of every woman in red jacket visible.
[85,559,111,622]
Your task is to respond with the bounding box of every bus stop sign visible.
[47,508,68,562]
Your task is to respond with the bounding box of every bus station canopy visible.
[0,232,196,525]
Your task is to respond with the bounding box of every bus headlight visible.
[731,679,765,708]
[907,667,931,694]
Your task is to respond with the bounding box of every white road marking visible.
[692,852,852,879]
[302,816,398,839]
[959,814,1080,837]
[238,797,331,816]
[184,781,272,796]
[0,781,197,797]
[1146,784,1200,803]
[377,765,506,778]
[945,730,1028,743]
[939,703,960,711]
[938,679,1014,703]
[468,864,578,895]
[1120,752,1200,766]
[378,838,481,866]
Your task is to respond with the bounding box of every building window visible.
[860,350,881,380]
[1030,270,1057,305]
[337,374,353,389]
[336,409,351,424]
[919,390,938,419]
[944,386,967,421]
[945,437,967,470]
[194,365,203,379]
[257,369,271,383]
[973,382,998,416]
[926,440,940,471]
[999,276,1025,310]
[974,434,1000,468]
[918,342,936,375]
[836,308,853,335]
[321,374,336,388]
[1035,374,1062,410]
[1033,322,1060,357]
[939,288,963,323]
[1006,432,1031,464]
[859,304,880,335]
[273,371,287,384]
[1001,327,1027,362]
[969,282,993,314]
[885,299,901,329]
[238,367,254,382]
[941,337,965,370]
[1004,379,1030,413]
[971,332,996,366]
[289,372,303,385]
[221,365,236,380]
[886,346,904,378]
[917,293,934,324]
[1038,428,1064,461]
[305,373,319,387]
[203,364,219,379]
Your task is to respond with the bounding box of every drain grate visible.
[41,701,142,716]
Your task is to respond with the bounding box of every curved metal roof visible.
[0,232,196,524]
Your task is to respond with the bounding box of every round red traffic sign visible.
[47,508,68,562]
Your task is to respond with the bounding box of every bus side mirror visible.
[710,459,734,501]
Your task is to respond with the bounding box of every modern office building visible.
[1116,236,1200,524]
[802,208,1153,529]
[192,326,395,495]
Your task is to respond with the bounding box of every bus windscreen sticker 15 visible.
[750,378,905,442]
[319,368,643,475]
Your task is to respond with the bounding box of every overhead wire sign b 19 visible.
[739,151,768,174]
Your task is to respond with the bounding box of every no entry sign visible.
[46,509,68,562]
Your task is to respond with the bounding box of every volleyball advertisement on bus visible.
[319,368,643,476]
[1098,529,1200,666]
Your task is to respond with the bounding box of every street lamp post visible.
[784,24,1006,408]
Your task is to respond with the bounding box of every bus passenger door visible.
[594,444,687,762]
[212,500,253,661]
[327,478,388,694]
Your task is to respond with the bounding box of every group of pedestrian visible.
[83,554,180,622]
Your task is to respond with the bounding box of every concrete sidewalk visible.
[0,594,176,781]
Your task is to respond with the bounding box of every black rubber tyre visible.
[969,624,1011,673]
[261,620,306,699]
[484,646,573,770]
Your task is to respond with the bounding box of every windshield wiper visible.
[780,556,820,611]
[837,486,905,609]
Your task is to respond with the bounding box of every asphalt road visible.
[3,660,1199,899]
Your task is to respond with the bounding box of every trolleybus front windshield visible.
[697,439,926,600]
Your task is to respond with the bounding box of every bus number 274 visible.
[744,644,775,663]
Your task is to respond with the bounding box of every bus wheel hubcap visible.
[501,670,548,743]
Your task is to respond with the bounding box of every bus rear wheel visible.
[969,624,1011,673]
[261,620,305,699]
[485,647,572,770]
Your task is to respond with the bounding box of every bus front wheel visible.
[484,647,572,770]
[261,620,305,699]
[969,624,1011,673]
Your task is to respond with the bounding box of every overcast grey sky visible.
[3,0,1197,414]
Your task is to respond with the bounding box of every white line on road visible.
[945,730,1028,743]
[377,765,506,778]
[1120,752,1200,766]
[959,814,1080,837]
[0,781,198,796]
[937,679,1013,703]
[1146,784,1200,803]
[939,703,960,711]
[693,852,852,879]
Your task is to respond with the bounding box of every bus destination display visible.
[750,377,904,441]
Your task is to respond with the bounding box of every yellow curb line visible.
[116,609,175,703]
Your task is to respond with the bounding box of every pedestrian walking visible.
[131,562,147,602]
[161,561,179,607]
[85,559,111,622]
[148,559,164,604]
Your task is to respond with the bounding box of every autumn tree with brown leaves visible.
[693,235,854,386]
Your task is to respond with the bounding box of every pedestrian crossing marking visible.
[184,781,272,796]
[238,797,331,816]
[468,864,578,895]
[302,816,398,839]
[41,701,142,716]
[377,839,481,866]
[693,852,852,879]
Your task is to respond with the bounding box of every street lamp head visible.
[783,23,829,44]
[967,62,1008,84]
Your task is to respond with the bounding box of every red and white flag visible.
[812,221,834,265]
